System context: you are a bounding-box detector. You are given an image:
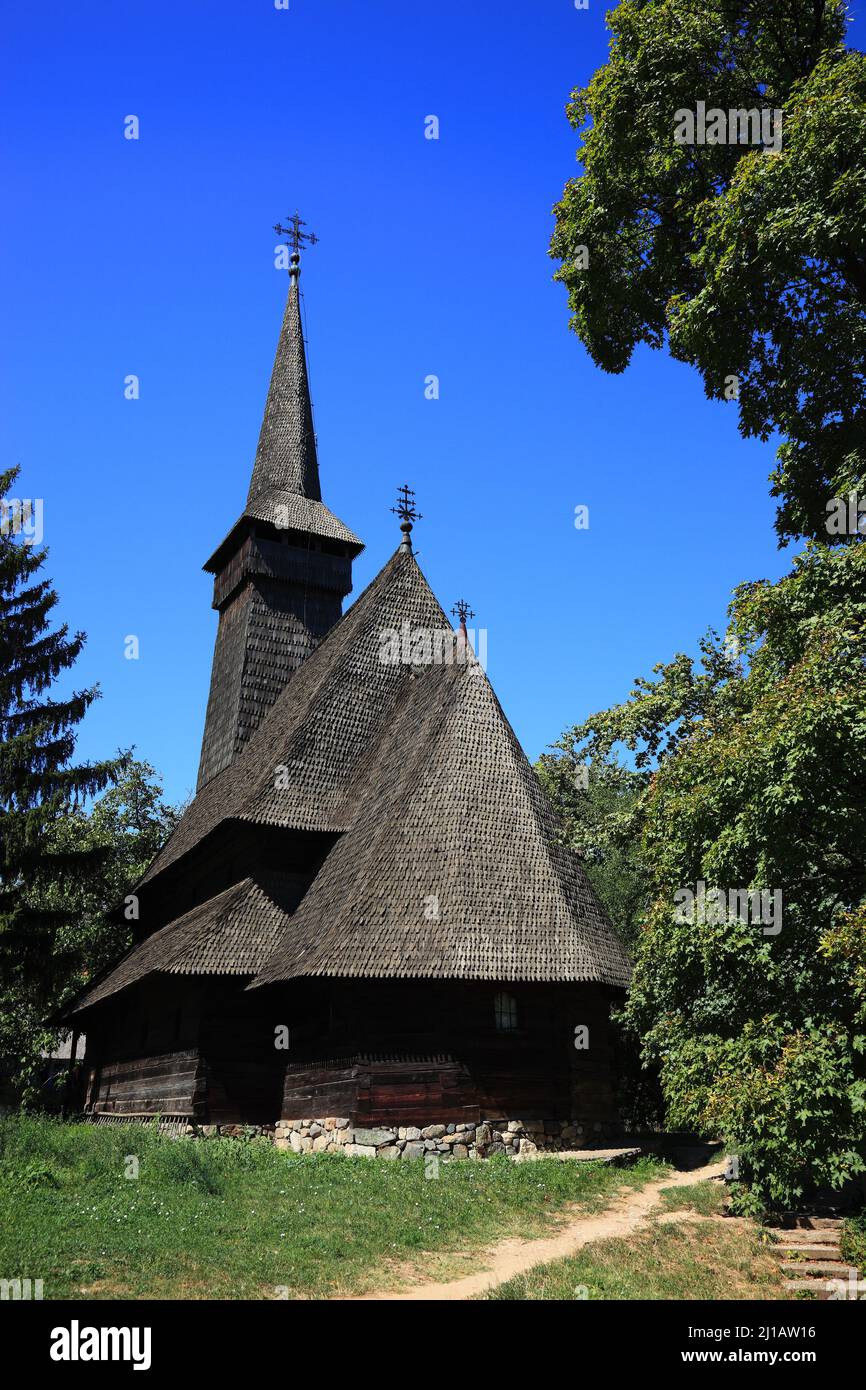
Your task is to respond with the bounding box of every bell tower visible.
[196,217,363,791]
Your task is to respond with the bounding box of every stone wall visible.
[180,1116,614,1156]
[269,1116,610,1158]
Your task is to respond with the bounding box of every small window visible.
[494,991,518,1032]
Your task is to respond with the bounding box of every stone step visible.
[772,1227,840,1245]
[775,1243,843,1260]
[784,1275,866,1300]
[774,1215,844,1230]
[772,1234,839,1245]
[782,1279,835,1300]
[514,1146,641,1165]
[780,1260,849,1277]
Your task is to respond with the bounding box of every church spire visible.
[196,217,363,794]
[247,215,321,506]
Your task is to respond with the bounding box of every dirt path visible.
[343,1158,726,1302]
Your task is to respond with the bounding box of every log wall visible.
[81,975,623,1131]
[279,979,622,1127]
[82,976,205,1118]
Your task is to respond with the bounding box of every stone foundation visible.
[182,1117,611,1159]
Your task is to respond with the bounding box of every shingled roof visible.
[67,874,299,1017]
[111,546,629,994]
[249,644,631,986]
[249,268,320,504]
[142,547,451,881]
[203,267,362,573]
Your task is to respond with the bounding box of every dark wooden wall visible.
[82,977,205,1117]
[198,979,284,1125]
[81,974,622,1128]
[132,825,337,941]
[279,979,622,1126]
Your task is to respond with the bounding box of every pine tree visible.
[0,466,120,1091]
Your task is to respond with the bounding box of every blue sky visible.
[4,0,861,805]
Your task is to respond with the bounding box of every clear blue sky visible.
[5,1,862,805]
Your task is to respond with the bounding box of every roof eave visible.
[203,512,364,574]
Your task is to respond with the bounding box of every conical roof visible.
[204,266,362,571]
[125,547,630,989]
[249,271,320,504]
[250,649,630,986]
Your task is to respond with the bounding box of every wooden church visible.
[64,227,631,1155]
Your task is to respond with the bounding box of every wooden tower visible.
[197,235,363,789]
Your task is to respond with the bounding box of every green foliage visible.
[551,0,865,542]
[0,466,122,1097]
[535,753,650,950]
[45,755,183,985]
[0,756,180,1101]
[0,465,181,1097]
[552,542,866,1210]
[841,1206,866,1272]
[667,1019,866,1216]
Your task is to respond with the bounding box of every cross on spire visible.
[391,484,422,553]
[451,599,475,631]
[274,210,319,254]
[274,211,318,282]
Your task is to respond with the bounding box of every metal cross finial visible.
[391,484,421,525]
[273,210,319,254]
[451,599,475,628]
[391,484,422,553]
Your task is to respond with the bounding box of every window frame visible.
[493,990,519,1033]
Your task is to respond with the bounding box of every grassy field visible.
[0,1114,667,1300]
[485,1182,786,1300]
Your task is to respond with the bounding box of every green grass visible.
[656,1179,728,1217]
[0,1114,667,1299]
[484,1204,786,1301]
